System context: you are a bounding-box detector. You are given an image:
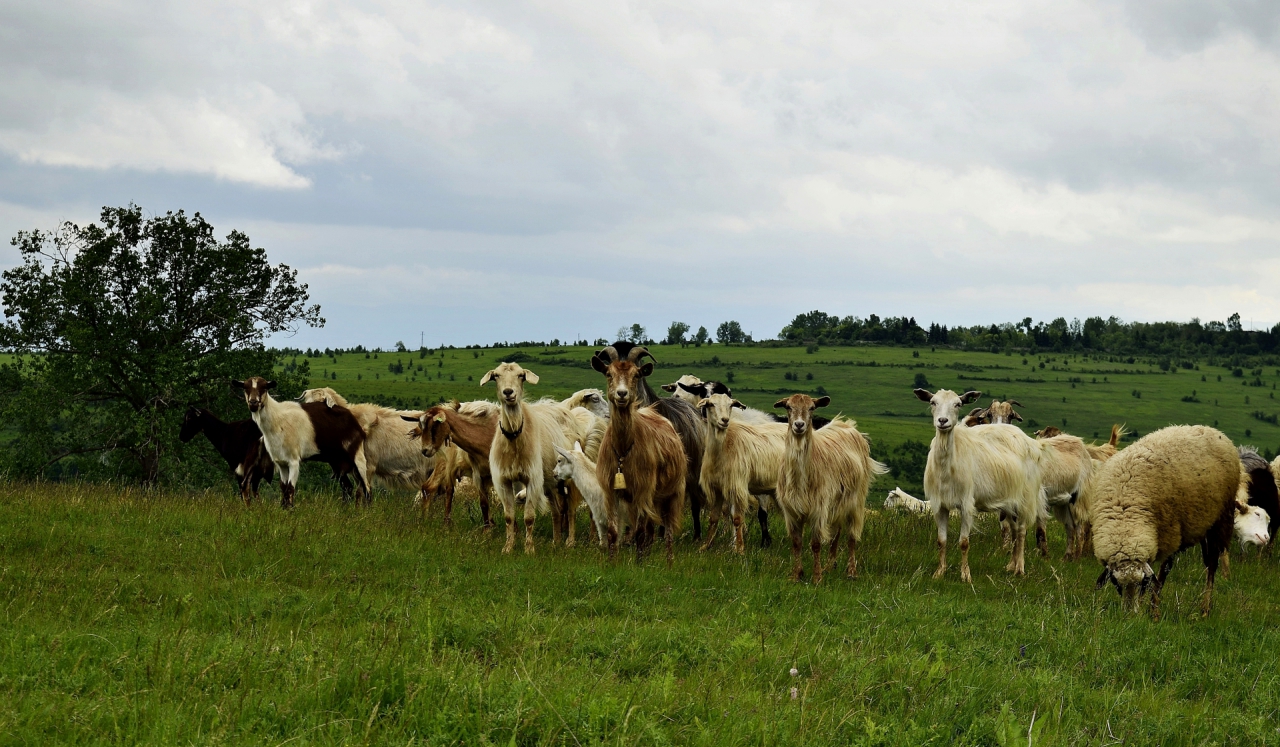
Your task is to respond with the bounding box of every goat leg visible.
[758,505,772,549]
[846,534,859,579]
[788,523,804,582]
[1036,523,1049,559]
[810,530,824,585]
[732,512,745,555]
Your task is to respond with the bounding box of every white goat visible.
[885,487,931,514]
[914,388,1050,582]
[695,393,789,554]
[564,388,610,421]
[482,363,580,553]
[300,387,433,502]
[553,441,610,548]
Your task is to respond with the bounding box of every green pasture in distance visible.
[291,341,1280,456]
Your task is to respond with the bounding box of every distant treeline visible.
[780,310,1280,364]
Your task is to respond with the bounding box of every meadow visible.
[5,341,1280,745]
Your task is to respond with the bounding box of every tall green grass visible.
[3,482,1278,745]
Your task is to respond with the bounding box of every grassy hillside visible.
[290,342,1280,496]
[3,482,1279,746]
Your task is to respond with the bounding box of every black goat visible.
[180,408,275,505]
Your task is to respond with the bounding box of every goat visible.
[405,400,500,528]
[232,377,369,508]
[300,387,433,507]
[595,342,705,542]
[914,388,1049,582]
[695,393,789,554]
[773,394,888,582]
[564,388,610,421]
[481,363,582,553]
[179,408,274,504]
[553,441,610,547]
[884,487,931,514]
[591,344,687,565]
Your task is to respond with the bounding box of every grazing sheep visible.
[1092,425,1244,617]
[884,487,931,514]
[481,363,581,553]
[179,408,274,504]
[553,442,609,548]
[914,388,1050,582]
[232,377,369,508]
[774,394,888,583]
[591,344,687,565]
[404,400,499,527]
[695,393,789,554]
[300,387,432,505]
[1239,447,1280,545]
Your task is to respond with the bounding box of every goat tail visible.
[869,457,890,477]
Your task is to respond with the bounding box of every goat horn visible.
[626,345,654,363]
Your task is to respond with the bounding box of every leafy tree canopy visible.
[0,205,320,483]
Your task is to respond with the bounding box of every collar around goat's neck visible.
[499,400,524,439]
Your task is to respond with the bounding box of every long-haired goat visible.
[404,400,500,527]
[233,377,369,508]
[595,344,706,540]
[179,408,275,504]
[300,387,433,506]
[774,394,888,583]
[591,345,687,565]
[695,393,789,554]
[481,363,582,553]
[914,388,1050,582]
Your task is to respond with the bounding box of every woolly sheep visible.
[1092,425,1246,617]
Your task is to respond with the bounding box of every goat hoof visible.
[932,567,946,580]
[960,568,972,584]
[524,544,536,555]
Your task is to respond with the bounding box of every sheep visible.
[232,377,369,508]
[694,392,789,554]
[591,344,687,565]
[552,441,610,547]
[1092,425,1249,617]
[594,342,705,542]
[299,387,433,506]
[481,363,582,553]
[884,487,931,514]
[1239,446,1280,546]
[179,407,274,504]
[404,400,501,527]
[774,394,888,583]
[914,388,1049,582]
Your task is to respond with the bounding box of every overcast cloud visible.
[1,0,1278,347]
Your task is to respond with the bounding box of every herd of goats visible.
[174,342,1279,618]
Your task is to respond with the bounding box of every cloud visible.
[0,0,1278,345]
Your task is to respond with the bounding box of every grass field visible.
[4,481,1280,746]
[6,342,1280,745]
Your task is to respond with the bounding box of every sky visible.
[1,0,1279,349]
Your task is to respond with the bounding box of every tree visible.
[0,205,321,483]
[716,320,746,344]
[665,321,690,346]
[693,326,709,347]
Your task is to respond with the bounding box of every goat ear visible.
[1011,411,1024,422]
[590,355,609,374]
[913,388,933,402]
[1235,500,1251,515]
[324,394,339,408]
[230,380,244,390]
[523,370,540,385]
[959,390,981,404]
[731,400,746,410]
[696,398,711,411]
[479,370,496,385]
[407,427,422,439]
[638,362,654,377]
[814,396,831,408]
[661,383,677,392]
[264,380,277,391]
[774,399,789,409]
[574,441,583,453]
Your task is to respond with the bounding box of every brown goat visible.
[404,402,498,528]
[591,346,687,566]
